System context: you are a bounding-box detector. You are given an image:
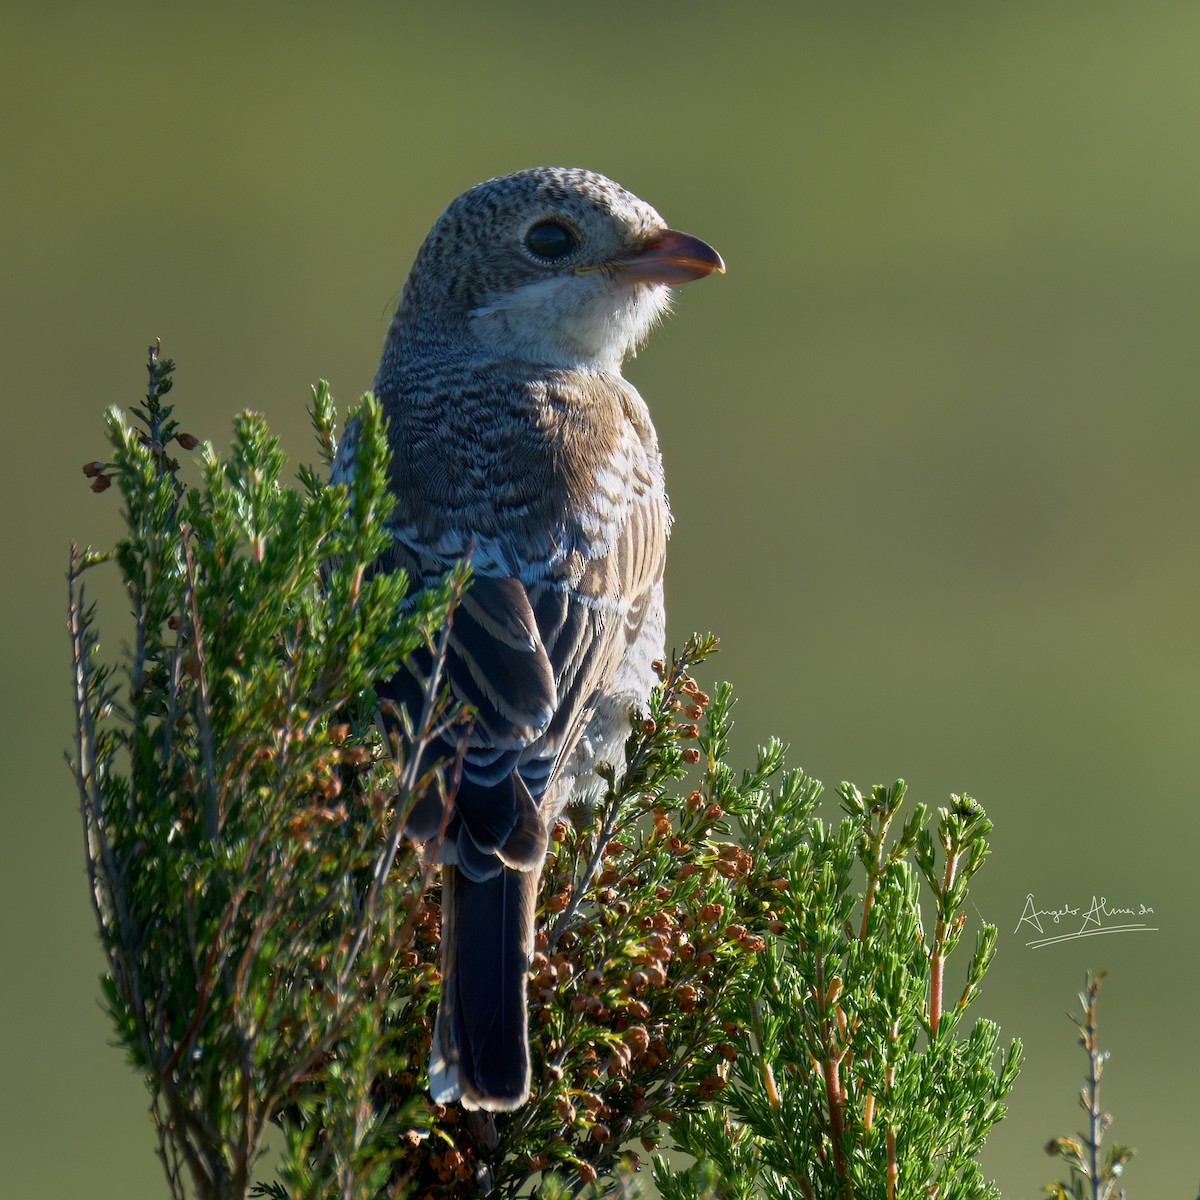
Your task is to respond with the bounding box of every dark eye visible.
[525,220,577,261]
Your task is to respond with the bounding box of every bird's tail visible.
[431,861,538,1110]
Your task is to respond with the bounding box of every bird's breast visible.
[381,366,667,582]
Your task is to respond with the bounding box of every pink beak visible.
[605,229,726,286]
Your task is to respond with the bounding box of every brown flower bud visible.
[607,1042,631,1076]
[623,1024,650,1054]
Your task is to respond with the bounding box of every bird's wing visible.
[366,367,667,863]
[377,476,664,853]
[525,473,668,791]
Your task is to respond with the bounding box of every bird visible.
[334,167,723,1111]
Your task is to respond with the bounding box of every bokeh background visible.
[3,1,1197,1194]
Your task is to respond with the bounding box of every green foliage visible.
[647,777,1021,1200]
[70,348,1020,1200]
[69,345,462,1200]
[1044,973,1135,1200]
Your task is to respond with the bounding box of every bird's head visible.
[392,167,724,373]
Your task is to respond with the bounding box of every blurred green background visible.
[3,0,1197,1194]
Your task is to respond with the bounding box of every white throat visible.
[468,274,672,372]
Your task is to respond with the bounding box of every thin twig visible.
[929,841,961,1039]
[1083,977,1102,1200]
[339,583,463,984]
[181,527,220,842]
[815,950,850,1187]
[859,804,895,941]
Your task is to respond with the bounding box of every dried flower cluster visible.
[359,639,796,1197]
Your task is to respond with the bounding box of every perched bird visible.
[337,167,723,1110]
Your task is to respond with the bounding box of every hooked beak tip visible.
[590,229,725,286]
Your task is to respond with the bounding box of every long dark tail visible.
[431,861,537,1110]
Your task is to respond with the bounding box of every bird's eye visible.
[524,221,577,261]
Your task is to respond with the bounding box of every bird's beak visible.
[583,229,726,286]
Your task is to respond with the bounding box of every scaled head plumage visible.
[391,167,724,372]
